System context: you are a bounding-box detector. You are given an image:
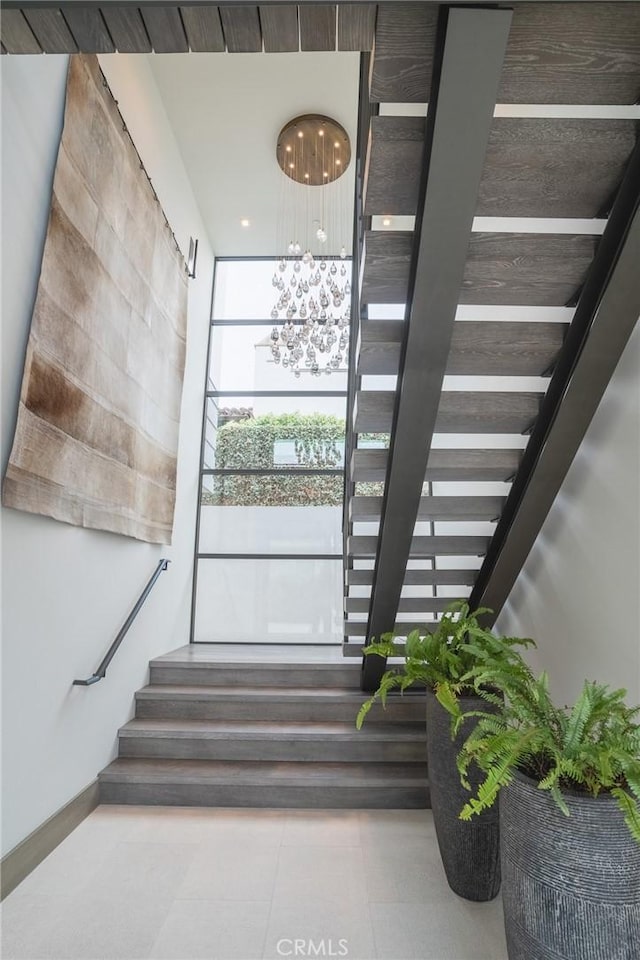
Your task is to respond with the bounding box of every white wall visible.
[496,322,640,707]
[0,54,213,856]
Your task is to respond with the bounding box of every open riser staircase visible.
[99,651,429,808]
[344,2,640,659]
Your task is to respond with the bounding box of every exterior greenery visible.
[202,412,385,506]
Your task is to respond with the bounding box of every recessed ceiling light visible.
[334,141,340,148]
[240,218,250,227]
[382,217,392,227]
[298,131,304,138]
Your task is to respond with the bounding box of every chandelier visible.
[270,114,353,378]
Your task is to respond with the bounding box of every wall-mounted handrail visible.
[73,558,170,686]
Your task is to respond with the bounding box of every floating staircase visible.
[344,2,640,661]
[99,649,429,808]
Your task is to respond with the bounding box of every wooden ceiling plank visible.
[219,5,262,52]
[101,7,151,53]
[23,9,77,53]
[260,5,299,53]
[370,2,438,103]
[338,3,376,52]
[364,116,425,216]
[351,495,505,521]
[462,233,599,307]
[352,447,521,483]
[358,319,569,376]
[140,6,188,53]
[478,118,639,219]
[499,2,640,105]
[60,7,114,52]
[1,9,41,53]
[299,4,336,52]
[355,390,541,434]
[347,568,478,587]
[181,6,225,52]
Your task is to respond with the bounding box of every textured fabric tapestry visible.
[3,55,188,544]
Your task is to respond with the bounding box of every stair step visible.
[351,446,520,482]
[355,389,541,434]
[350,494,504,523]
[118,719,426,763]
[348,535,489,558]
[135,684,426,723]
[346,568,477,587]
[150,660,362,688]
[358,319,567,377]
[345,597,466,614]
[99,758,430,809]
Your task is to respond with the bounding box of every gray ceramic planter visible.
[426,689,501,901]
[500,769,640,960]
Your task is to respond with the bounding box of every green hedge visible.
[201,412,387,506]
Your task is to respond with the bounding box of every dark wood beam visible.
[361,5,513,692]
[470,138,640,623]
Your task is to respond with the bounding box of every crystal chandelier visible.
[271,114,352,377]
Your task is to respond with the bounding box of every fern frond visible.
[611,788,640,844]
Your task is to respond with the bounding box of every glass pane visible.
[211,324,348,393]
[202,474,343,507]
[194,558,343,643]
[199,500,342,554]
[205,394,346,471]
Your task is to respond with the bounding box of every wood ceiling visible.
[1,4,377,54]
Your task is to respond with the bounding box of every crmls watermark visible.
[276,938,349,957]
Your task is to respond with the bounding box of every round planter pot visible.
[426,689,501,901]
[500,769,640,960]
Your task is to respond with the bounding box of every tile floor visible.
[1,806,507,960]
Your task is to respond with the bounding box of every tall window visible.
[192,259,348,644]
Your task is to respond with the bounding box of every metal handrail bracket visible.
[73,558,170,686]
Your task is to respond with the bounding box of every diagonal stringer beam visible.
[361,5,513,692]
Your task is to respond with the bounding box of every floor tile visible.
[273,845,367,906]
[363,842,450,903]
[177,840,279,901]
[371,898,508,960]
[281,809,361,847]
[359,809,435,846]
[126,806,284,846]
[149,899,271,959]
[1,893,172,959]
[264,901,376,960]
[4,806,510,960]
[80,840,197,901]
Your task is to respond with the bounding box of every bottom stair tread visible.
[100,758,427,786]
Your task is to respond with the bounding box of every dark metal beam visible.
[470,137,640,623]
[361,4,513,692]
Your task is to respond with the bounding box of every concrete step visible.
[118,719,427,763]
[149,660,363,689]
[135,685,427,723]
[99,758,430,809]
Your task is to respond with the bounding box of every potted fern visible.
[455,662,640,959]
[356,600,533,901]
